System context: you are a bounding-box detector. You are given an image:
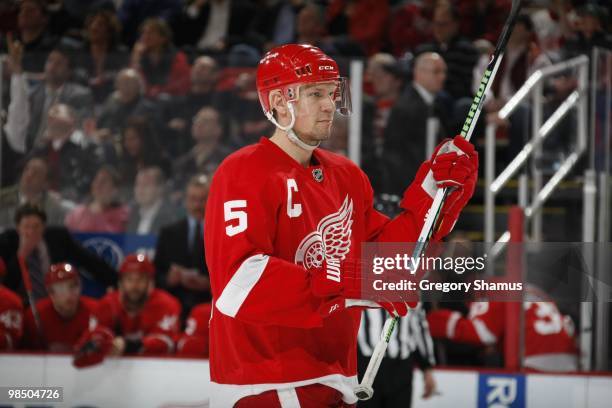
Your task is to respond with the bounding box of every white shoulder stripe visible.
[215,254,270,318]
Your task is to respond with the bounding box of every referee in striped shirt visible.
[357,304,437,407]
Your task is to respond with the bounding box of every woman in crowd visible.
[130,18,191,98]
[65,165,129,233]
[73,10,129,104]
[117,116,170,193]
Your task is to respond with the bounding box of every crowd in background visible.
[0,0,609,365]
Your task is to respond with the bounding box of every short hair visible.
[49,43,76,70]
[139,166,166,186]
[14,202,47,225]
[515,14,534,33]
[187,174,210,190]
[20,0,48,16]
[435,1,460,22]
[116,68,146,95]
[85,10,122,48]
[96,164,122,187]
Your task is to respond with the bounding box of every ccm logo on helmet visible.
[319,65,335,71]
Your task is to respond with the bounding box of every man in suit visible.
[383,52,450,196]
[0,203,117,304]
[25,45,94,151]
[415,2,479,101]
[127,166,177,236]
[0,157,72,230]
[171,107,232,192]
[154,175,210,319]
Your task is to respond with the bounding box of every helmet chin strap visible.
[265,103,320,152]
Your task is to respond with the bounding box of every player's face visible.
[292,82,337,144]
[120,272,151,309]
[49,280,81,319]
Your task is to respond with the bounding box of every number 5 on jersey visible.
[224,200,247,236]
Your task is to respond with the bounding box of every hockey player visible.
[22,262,98,351]
[427,287,578,372]
[0,257,23,350]
[93,253,182,356]
[176,302,212,358]
[205,44,478,407]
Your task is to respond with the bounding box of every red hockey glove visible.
[402,135,478,240]
[307,260,414,318]
[73,326,114,368]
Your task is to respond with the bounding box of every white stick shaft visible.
[359,317,396,389]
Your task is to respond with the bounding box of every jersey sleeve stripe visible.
[446,311,461,339]
[215,254,270,318]
[472,318,498,345]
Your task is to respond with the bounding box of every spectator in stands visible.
[361,53,406,192]
[366,54,406,159]
[130,18,191,98]
[0,257,23,351]
[73,10,130,104]
[117,116,171,191]
[118,0,182,46]
[415,2,479,100]
[28,104,97,201]
[172,0,256,52]
[22,263,99,352]
[93,254,181,356]
[227,69,275,147]
[387,0,435,56]
[456,0,512,44]
[172,107,232,191]
[0,203,117,304]
[1,0,57,73]
[26,46,95,151]
[248,0,306,51]
[127,167,177,235]
[176,302,212,358]
[0,157,72,229]
[154,175,211,320]
[65,165,129,233]
[161,56,235,155]
[292,2,362,57]
[383,52,451,196]
[326,0,388,56]
[472,14,551,163]
[562,4,612,60]
[96,68,160,139]
[474,14,552,105]
[5,40,95,155]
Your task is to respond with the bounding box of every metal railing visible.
[484,55,590,250]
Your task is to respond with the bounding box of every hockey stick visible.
[17,255,45,343]
[354,0,523,400]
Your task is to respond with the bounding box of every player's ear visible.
[269,90,289,120]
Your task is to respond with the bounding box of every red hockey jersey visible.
[96,289,181,355]
[23,296,98,352]
[427,300,578,371]
[176,302,212,358]
[205,138,430,406]
[0,286,23,350]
